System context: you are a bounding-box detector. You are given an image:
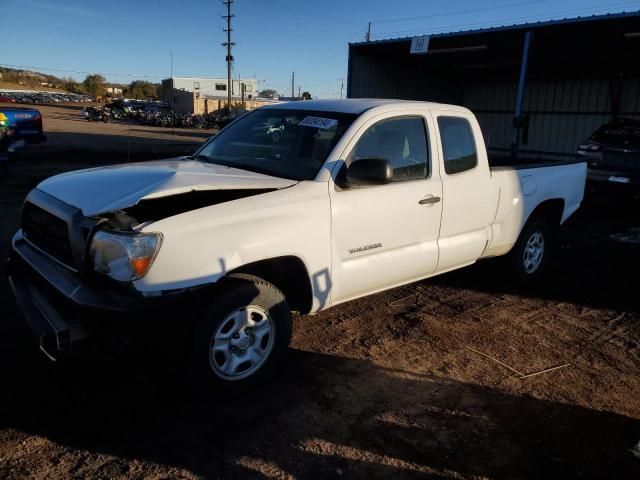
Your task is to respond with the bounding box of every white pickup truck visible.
[9,99,586,392]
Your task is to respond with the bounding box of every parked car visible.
[578,118,640,192]
[0,90,94,104]
[0,106,46,154]
[8,99,586,394]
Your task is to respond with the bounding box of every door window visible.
[348,116,429,181]
[438,116,478,175]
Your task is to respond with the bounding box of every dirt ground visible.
[0,103,639,479]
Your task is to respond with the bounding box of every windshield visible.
[193,108,357,180]
[591,122,640,148]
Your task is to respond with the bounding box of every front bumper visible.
[8,255,87,360]
[8,230,200,360]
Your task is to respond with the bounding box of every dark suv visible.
[578,118,640,192]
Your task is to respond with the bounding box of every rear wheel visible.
[189,274,291,397]
[508,216,554,283]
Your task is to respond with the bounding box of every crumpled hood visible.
[37,158,298,216]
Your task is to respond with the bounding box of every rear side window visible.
[349,116,429,181]
[438,116,478,175]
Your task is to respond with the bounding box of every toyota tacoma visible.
[8,99,586,393]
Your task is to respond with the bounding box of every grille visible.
[601,151,640,173]
[22,202,75,268]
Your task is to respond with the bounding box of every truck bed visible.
[489,155,584,171]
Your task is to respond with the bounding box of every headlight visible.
[89,231,162,282]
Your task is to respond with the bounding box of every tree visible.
[60,76,81,93]
[301,91,312,100]
[125,80,159,100]
[82,74,107,97]
[258,89,278,99]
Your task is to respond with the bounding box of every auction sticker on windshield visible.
[298,116,338,129]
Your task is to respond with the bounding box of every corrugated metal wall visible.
[466,77,640,158]
[348,51,462,104]
[349,48,640,159]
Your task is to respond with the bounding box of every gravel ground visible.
[0,103,639,479]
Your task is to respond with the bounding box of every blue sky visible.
[1,0,639,98]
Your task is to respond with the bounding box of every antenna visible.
[222,0,235,114]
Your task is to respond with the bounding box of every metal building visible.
[347,12,640,160]
[161,77,259,102]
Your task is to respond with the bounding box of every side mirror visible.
[346,158,393,186]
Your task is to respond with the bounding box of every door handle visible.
[419,196,441,205]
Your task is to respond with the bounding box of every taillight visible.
[34,113,42,129]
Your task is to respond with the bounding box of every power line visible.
[372,0,541,25]
[372,3,640,38]
[0,63,163,78]
[373,3,640,37]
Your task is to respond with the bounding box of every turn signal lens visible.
[131,256,153,277]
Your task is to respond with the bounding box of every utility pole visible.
[340,77,344,99]
[222,0,235,114]
[298,86,301,99]
[366,22,371,42]
[170,51,174,136]
[169,51,173,109]
[291,71,295,99]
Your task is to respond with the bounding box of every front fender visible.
[133,182,332,312]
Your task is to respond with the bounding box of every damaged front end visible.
[121,188,277,222]
[8,184,279,360]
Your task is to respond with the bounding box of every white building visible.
[161,77,259,103]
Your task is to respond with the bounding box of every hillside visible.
[0,80,65,92]
[0,66,69,89]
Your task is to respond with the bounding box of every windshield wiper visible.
[186,153,210,161]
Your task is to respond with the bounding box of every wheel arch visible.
[228,255,313,314]
[525,198,565,229]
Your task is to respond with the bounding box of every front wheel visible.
[507,217,554,284]
[189,274,292,397]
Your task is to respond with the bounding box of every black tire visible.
[507,216,554,284]
[189,273,291,398]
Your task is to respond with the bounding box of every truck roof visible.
[263,98,470,115]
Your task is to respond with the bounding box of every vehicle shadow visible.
[0,337,638,479]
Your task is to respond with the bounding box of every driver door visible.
[329,112,443,304]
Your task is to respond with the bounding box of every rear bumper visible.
[8,231,200,360]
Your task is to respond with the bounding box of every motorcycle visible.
[82,106,109,123]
